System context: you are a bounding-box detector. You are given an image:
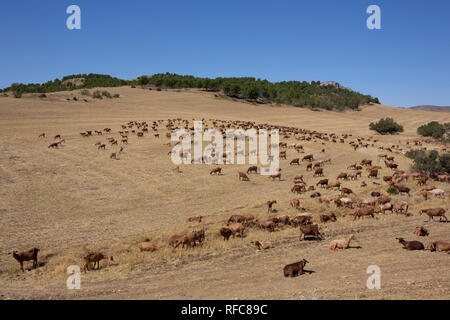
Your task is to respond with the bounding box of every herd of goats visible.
[8,118,450,278]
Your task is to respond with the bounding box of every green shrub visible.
[102,91,112,98]
[407,149,449,175]
[386,186,399,195]
[369,117,404,134]
[438,152,450,173]
[113,93,120,98]
[39,93,47,98]
[156,87,162,91]
[92,90,103,99]
[13,90,22,98]
[417,121,445,139]
[131,85,136,88]
[81,89,90,96]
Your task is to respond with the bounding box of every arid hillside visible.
[0,87,448,300]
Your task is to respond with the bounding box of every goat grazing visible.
[83,252,113,272]
[283,259,308,277]
[299,224,323,240]
[420,208,447,222]
[9,248,40,272]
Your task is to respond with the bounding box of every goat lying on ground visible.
[9,248,40,272]
[283,259,308,277]
[251,240,273,250]
[320,211,336,222]
[426,241,450,253]
[138,242,160,252]
[396,238,424,250]
[329,234,356,250]
[413,226,428,236]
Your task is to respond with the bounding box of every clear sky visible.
[1,0,449,107]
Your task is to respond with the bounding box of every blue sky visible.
[0,0,449,107]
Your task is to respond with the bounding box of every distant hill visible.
[1,73,380,111]
[410,105,450,112]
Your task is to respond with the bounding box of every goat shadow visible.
[303,269,315,275]
[423,219,449,224]
[24,262,46,272]
[348,245,363,249]
[300,237,324,241]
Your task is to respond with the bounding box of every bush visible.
[39,93,47,98]
[131,85,136,88]
[92,90,103,99]
[386,186,399,195]
[138,76,150,86]
[369,117,404,134]
[113,93,120,98]
[156,87,162,91]
[81,89,90,96]
[406,149,449,175]
[417,121,445,139]
[102,91,112,98]
[439,152,450,173]
[13,90,23,98]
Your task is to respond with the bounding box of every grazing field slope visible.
[0,87,448,300]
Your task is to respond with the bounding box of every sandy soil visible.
[0,87,448,300]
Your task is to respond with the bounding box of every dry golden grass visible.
[0,87,448,299]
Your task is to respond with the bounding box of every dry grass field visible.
[0,87,448,300]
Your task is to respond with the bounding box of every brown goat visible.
[413,226,428,237]
[258,220,276,232]
[187,216,203,223]
[426,241,450,253]
[299,224,323,240]
[252,240,273,250]
[396,238,424,250]
[169,234,185,248]
[320,211,337,222]
[420,208,447,222]
[329,234,356,250]
[83,252,113,272]
[291,215,312,227]
[228,223,245,237]
[138,242,160,252]
[210,167,222,175]
[290,198,300,209]
[247,166,258,174]
[220,227,233,240]
[238,171,250,181]
[283,259,308,277]
[267,200,277,213]
[9,248,40,272]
